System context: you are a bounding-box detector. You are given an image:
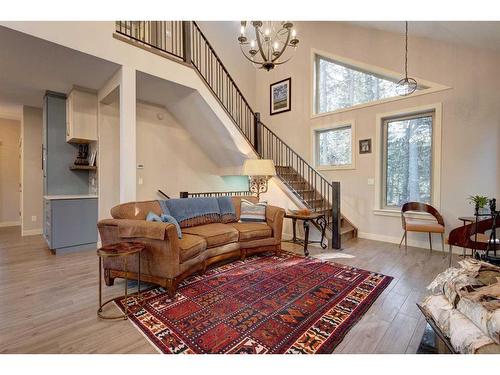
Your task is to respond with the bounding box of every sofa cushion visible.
[405,219,445,233]
[182,223,239,248]
[163,198,221,228]
[178,234,207,263]
[217,196,237,223]
[230,222,272,241]
[231,196,258,220]
[240,199,267,222]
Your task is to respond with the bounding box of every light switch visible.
[138,177,143,185]
[367,178,375,186]
[31,216,37,222]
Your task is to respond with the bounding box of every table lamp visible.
[242,159,276,200]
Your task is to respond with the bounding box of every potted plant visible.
[467,195,489,215]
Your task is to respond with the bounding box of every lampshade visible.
[242,159,276,176]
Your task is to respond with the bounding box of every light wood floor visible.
[0,226,456,354]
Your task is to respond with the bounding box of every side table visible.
[97,241,145,320]
[284,212,327,256]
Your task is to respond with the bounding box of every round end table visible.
[97,241,145,320]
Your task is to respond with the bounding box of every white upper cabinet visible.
[66,88,97,143]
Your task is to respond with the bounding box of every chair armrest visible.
[266,205,285,242]
[97,219,181,278]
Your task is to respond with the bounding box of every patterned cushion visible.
[240,199,267,222]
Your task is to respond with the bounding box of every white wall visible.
[21,106,43,235]
[0,117,20,226]
[136,101,248,201]
[255,21,500,247]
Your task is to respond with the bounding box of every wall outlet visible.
[367,178,375,186]
[31,215,37,222]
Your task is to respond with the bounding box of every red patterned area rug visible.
[116,252,393,354]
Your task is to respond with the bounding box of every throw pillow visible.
[240,199,267,222]
[217,196,237,223]
[160,214,183,239]
[146,211,163,222]
[146,211,182,239]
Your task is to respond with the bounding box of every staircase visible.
[275,166,357,243]
[115,21,357,248]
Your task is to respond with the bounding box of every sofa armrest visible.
[266,205,285,242]
[97,219,181,279]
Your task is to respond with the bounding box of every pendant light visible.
[396,21,418,96]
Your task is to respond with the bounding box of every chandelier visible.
[396,21,418,96]
[237,21,299,71]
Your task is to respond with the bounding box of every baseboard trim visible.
[358,231,463,255]
[0,221,20,228]
[22,228,43,236]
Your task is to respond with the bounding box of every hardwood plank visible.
[0,226,455,353]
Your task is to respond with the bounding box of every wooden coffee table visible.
[284,212,327,256]
[97,242,145,320]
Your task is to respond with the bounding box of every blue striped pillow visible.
[239,199,267,222]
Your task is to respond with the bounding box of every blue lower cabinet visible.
[44,197,98,252]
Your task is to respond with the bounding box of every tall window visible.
[382,112,434,208]
[314,54,423,114]
[314,124,354,169]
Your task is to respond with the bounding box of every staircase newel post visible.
[182,21,192,64]
[331,181,341,249]
[254,112,261,156]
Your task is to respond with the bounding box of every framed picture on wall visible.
[359,139,372,154]
[270,78,291,115]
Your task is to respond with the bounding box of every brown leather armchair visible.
[399,202,445,255]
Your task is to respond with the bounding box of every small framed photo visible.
[359,139,372,154]
[270,78,291,116]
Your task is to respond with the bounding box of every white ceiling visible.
[0,26,119,108]
[350,21,500,53]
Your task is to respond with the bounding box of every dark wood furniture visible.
[458,216,476,257]
[399,202,445,255]
[284,211,327,256]
[447,217,499,266]
[97,242,144,320]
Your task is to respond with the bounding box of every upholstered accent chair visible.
[399,202,445,254]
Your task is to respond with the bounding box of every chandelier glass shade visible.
[396,21,418,96]
[237,21,299,71]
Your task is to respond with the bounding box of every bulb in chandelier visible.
[273,41,279,50]
[250,40,255,48]
[292,29,296,37]
[240,25,245,35]
[265,28,270,36]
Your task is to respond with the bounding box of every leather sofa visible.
[97,196,285,297]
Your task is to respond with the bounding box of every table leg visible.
[303,220,310,257]
[292,218,297,242]
[316,215,327,249]
[98,257,102,314]
[138,251,141,297]
[124,256,128,319]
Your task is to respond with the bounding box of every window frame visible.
[312,121,356,171]
[310,49,451,119]
[374,104,442,218]
[381,111,435,210]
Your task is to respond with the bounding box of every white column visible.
[119,66,136,202]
